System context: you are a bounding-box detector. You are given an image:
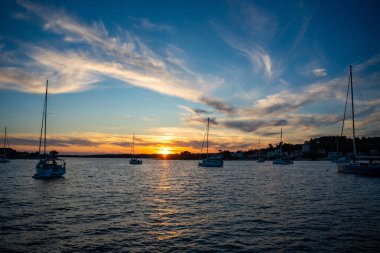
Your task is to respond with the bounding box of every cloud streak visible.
[134,17,173,32]
[0,0,222,102]
[200,97,236,114]
[222,119,288,132]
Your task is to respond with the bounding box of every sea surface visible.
[0,159,380,252]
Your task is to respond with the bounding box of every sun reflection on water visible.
[145,161,192,241]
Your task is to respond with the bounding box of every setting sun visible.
[159,147,171,155]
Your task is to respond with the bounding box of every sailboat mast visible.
[206,118,209,158]
[280,128,283,157]
[43,80,48,156]
[336,136,339,157]
[132,133,135,157]
[3,127,6,159]
[258,139,261,159]
[350,65,357,158]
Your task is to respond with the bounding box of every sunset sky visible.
[1,0,380,154]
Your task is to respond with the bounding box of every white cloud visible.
[313,68,327,77]
[262,54,272,77]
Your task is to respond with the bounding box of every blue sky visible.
[1,0,380,154]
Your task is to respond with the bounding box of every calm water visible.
[1,159,380,252]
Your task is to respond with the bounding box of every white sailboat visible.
[273,128,293,165]
[0,127,10,163]
[33,80,66,179]
[337,65,380,176]
[129,133,142,165]
[198,118,223,167]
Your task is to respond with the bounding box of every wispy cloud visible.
[178,105,210,115]
[9,135,101,148]
[355,53,380,72]
[0,0,222,102]
[222,119,288,133]
[0,67,45,93]
[218,113,339,134]
[233,1,277,39]
[141,117,155,122]
[223,37,275,78]
[133,17,173,32]
[279,79,289,85]
[234,44,274,78]
[249,80,338,115]
[200,97,236,114]
[215,1,280,80]
[178,105,217,128]
[298,60,328,78]
[282,15,312,59]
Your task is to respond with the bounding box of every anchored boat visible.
[273,128,293,165]
[130,133,142,165]
[33,80,66,179]
[198,118,223,167]
[337,65,380,176]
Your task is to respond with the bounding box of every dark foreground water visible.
[1,159,380,252]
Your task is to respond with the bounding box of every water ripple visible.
[0,159,380,252]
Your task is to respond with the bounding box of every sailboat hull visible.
[33,159,66,179]
[273,159,294,165]
[337,162,380,177]
[198,158,223,167]
[33,166,66,179]
[129,159,142,165]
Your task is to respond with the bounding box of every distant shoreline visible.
[10,155,333,162]
[2,135,379,161]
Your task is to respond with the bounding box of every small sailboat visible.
[33,80,66,179]
[0,127,10,163]
[273,128,293,165]
[198,118,223,167]
[337,65,380,176]
[256,139,265,163]
[129,134,142,165]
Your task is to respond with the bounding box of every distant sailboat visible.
[198,118,223,167]
[129,134,142,165]
[33,80,66,179]
[0,127,10,163]
[273,128,293,165]
[257,139,265,163]
[337,65,380,176]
